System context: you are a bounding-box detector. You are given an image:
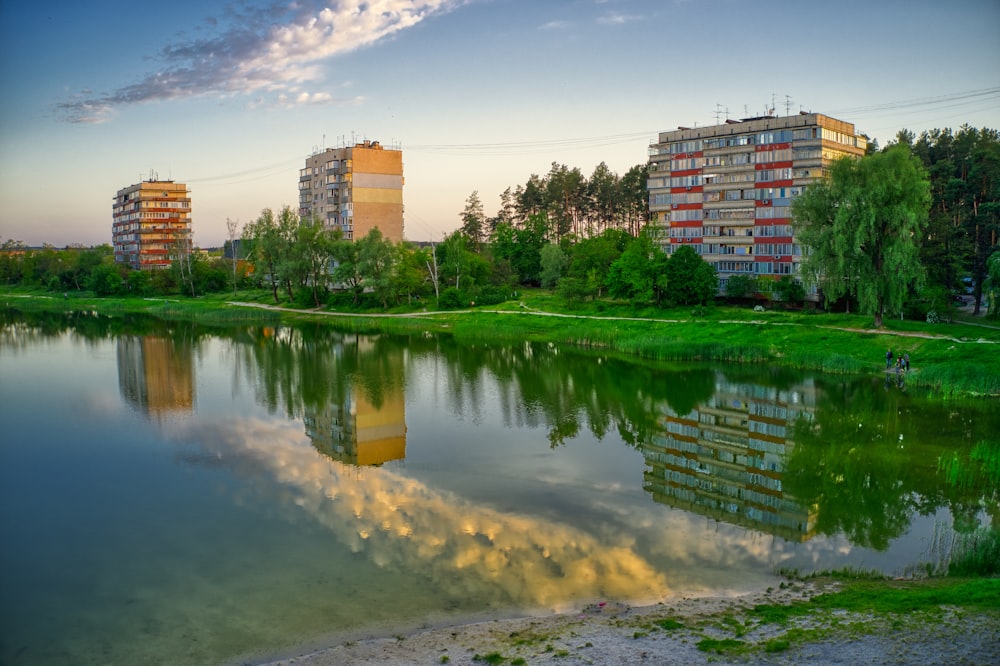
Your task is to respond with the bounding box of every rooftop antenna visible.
[785,94,793,117]
[714,103,724,124]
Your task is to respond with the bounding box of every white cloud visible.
[597,13,641,26]
[57,0,464,123]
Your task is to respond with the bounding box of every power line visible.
[829,87,1000,117]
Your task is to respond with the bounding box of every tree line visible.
[2,126,997,322]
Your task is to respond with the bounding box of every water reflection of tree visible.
[785,377,1000,550]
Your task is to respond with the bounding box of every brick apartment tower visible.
[112,179,192,270]
[299,140,403,242]
[647,113,866,297]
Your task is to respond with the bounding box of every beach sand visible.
[248,582,1000,666]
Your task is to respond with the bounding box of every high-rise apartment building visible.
[112,179,192,270]
[299,140,403,242]
[647,113,866,295]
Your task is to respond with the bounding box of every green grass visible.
[948,529,1000,577]
[696,637,745,653]
[5,286,999,397]
[750,577,1000,624]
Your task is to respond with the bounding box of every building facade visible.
[643,375,818,542]
[299,140,403,242]
[647,113,866,295]
[112,180,192,270]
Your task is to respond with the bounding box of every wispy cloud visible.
[56,0,463,124]
[596,12,641,26]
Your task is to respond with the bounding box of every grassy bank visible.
[4,287,999,397]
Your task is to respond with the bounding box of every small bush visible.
[926,310,941,324]
[438,287,468,310]
[476,285,510,306]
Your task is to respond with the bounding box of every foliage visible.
[460,190,486,250]
[772,276,806,305]
[725,273,757,300]
[438,286,467,310]
[794,145,931,327]
[986,249,1000,318]
[538,243,568,289]
[948,527,1000,576]
[908,126,1000,317]
[606,232,668,305]
[663,245,717,305]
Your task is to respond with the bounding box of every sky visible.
[1,0,998,248]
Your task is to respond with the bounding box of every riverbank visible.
[248,577,1000,666]
[5,289,998,397]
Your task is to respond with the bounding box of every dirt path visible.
[226,301,998,344]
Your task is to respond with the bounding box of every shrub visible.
[476,285,510,306]
[438,287,468,310]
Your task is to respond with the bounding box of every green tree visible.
[394,242,432,305]
[357,228,397,308]
[772,275,806,306]
[331,236,363,303]
[725,273,757,300]
[439,231,472,291]
[793,145,931,327]
[294,219,338,307]
[986,249,1000,318]
[606,232,668,305]
[664,245,717,306]
[460,190,486,251]
[539,243,568,289]
[245,208,289,302]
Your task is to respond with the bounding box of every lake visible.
[1,309,996,665]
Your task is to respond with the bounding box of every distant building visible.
[112,179,192,270]
[299,140,403,242]
[647,113,867,296]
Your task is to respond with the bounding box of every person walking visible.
[886,349,893,369]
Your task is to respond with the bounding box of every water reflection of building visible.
[305,390,407,466]
[643,377,818,542]
[116,336,194,418]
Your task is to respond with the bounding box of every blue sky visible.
[1,0,998,247]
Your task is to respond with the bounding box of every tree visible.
[357,228,397,308]
[986,249,1000,318]
[772,275,806,306]
[294,219,338,307]
[440,231,472,291]
[606,232,668,305]
[664,245,717,306]
[460,191,486,251]
[793,145,931,327]
[226,217,243,296]
[725,274,757,300]
[245,208,284,302]
[539,243,568,289]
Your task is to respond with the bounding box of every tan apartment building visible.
[299,140,403,242]
[647,113,866,296]
[112,179,192,270]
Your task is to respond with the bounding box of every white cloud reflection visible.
[174,416,672,610]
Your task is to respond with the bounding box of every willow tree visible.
[793,145,931,327]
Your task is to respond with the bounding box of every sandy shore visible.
[248,582,1000,666]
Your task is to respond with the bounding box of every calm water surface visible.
[1,310,996,665]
